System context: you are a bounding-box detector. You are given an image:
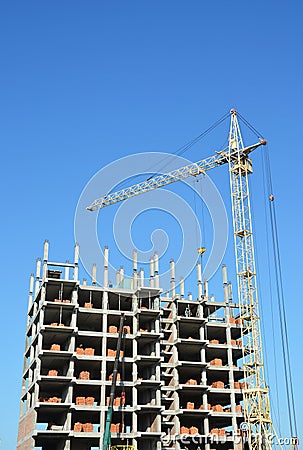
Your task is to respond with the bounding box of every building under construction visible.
[18,241,248,450]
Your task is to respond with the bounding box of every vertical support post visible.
[170,259,175,297]
[154,252,159,274]
[139,269,144,288]
[133,249,138,272]
[28,274,34,313]
[92,264,97,285]
[223,265,231,307]
[154,252,160,288]
[116,271,120,286]
[180,277,184,298]
[222,264,228,285]
[133,250,138,289]
[35,258,41,296]
[204,280,209,301]
[119,267,124,287]
[74,243,79,281]
[43,240,49,262]
[64,261,70,280]
[29,274,34,294]
[150,257,154,288]
[197,263,202,299]
[42,240,49,281]
[104,246,109,288]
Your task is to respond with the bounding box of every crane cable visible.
[263,145,298,438]
[262,156,281,433]
[237,112,298,438]
[109,112,230,194]
[248,128,281,434]
[145,111,230,177]
[237,112,265,139]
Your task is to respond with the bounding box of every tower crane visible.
[88,110,281,449]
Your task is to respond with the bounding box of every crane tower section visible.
[228,111,276,448]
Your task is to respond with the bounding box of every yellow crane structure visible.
[87,110,281,449]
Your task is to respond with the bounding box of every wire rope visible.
[264,144,298,437]
[108,112,230,194]
[261,149,281,432]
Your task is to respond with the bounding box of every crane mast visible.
[228,111,276,448]
[88,110,281,449]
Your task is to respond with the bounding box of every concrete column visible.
[197,303,204,318]
[132,249,138,289]
[68,330,75,353]
[43,240,49,262]
[28,274,34,313]
[36,331,43,362]
[180,277,184,298]
[154,252,159,273]
[170,259,175,297]
[92,263,97,285]
[154,252,159,288]
[224,283,229,302]
[64,261,70,280]
[228,282,233,302]
[204,280,209,300]
[29,274,34,294]
[133,271,138,290]
[35,258,41,296]
[59,282,63,301]
[149,256,154,288]
[116,270,120,286]
[36,307,45,339]
[73,243,79,281]
[70,300,77,329]
[222,264,228,285]
[119,266,124,286]
[133,249,138,272]
[42,261,47,281]
[200,344,206,370]
[103,246,109,288]
[154,273,160,289]
[71,288,77,305]
[197,262,202,299]
[139,268,144,288]
[65,411,72,434]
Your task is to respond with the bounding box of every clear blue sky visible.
[0,1,302,448]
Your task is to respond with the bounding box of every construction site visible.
[16,111,298,450]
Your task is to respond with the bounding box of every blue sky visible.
[0,1,302,448]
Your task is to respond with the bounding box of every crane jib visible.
[86,140,265,211]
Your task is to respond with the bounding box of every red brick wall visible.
[17,436,34,450]
[17,409,36,449]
